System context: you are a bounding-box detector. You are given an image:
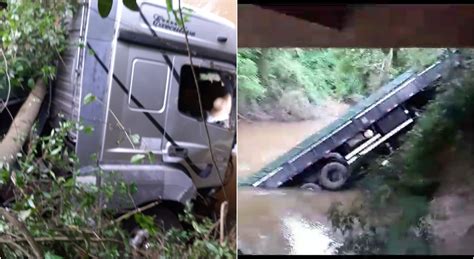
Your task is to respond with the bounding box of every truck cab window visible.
[178,65,234,128]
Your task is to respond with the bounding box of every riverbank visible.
[238,98,350,123]
[429,130,474,254]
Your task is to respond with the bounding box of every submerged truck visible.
[240,52,461,191]
[49,0,236,222]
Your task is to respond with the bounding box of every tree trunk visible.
[257,48,270,87]
[380,48,394,85]
[393,48,399,66]
[0,80,46,166]
[374,48,394,90]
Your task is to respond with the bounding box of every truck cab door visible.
[101,42,174,164]
[162,55,236,189]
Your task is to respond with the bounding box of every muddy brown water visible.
[238,187,362,255]
[237,106,365,255]
[237,118,474,255]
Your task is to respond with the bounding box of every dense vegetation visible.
[0,121,235,258]
[328,49,474,255]
[238,48,444,121]
[1,1,235,258]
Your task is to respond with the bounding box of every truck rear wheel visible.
[300,182,322,192]
[318,161,349,190]
[324,152,348,166]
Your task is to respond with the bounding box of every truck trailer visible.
[239,52,461,190]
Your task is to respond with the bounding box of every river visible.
[237,106,365,255]
[237,116,474,256]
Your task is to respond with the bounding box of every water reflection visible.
[284,215,340,255]
[238,187,361,255]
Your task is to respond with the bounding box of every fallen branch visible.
[102,200,161,229]
[0,79,47,166]
[109,109,136,149]
[219,201,228,245]
[0,207,43,258]
[1,238,34,258]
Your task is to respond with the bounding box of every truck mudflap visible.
[77,164,196,210]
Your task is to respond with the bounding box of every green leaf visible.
[49,170,56,180]
[165,0,173,12]
[134,213,157,235]
[16,64,24,72]
[98,0,113,18]
[123,0,139,11]
[27,196,36,209]
[129,183,138,194]
[28,78,35,88]
[18,209,32,221]
[183,14,191,24]
[83,93,96,105]
[90,153,98,162]
[192,220,206,234]
[104,185,115,198]
[83,125,94,134]
[0,168,9,185]
[45,251,64,259]
[205,242,219,254]
[50,146,62,156]
[87,47,95,56]
[64,178,75,188]
[182,7,194,14]
[147,151,156,164]
[130,134,140,144]
[0,221,7,233]
[131,154,145,164]
[26,165,35,173]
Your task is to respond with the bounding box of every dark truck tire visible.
[300,182,322,192]
[324,152,348,166]
[318,161,349,190]
[147,205,182,231]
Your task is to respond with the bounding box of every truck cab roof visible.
[119,0,236,64]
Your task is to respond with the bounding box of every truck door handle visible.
[168,146,188,158]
